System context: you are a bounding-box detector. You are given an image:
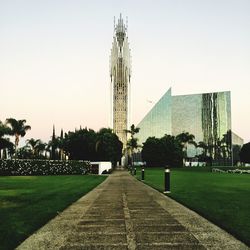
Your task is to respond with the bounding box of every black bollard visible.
[141,167,145,181]
[163,167,171,194]
[134,167,137,176]
[130,166,133,175]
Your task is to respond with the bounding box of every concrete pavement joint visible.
[122,193,136,250]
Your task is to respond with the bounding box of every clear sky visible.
[0,0,249,144]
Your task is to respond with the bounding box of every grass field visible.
[0,175,106,250]
[135,167,250,246]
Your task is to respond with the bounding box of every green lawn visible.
[135,167,250,246]
[0,175,106,250]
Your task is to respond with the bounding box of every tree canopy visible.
[62,127,122,165]
[125,124,140,165]
[5,118,31,155]
[239,142,250,163]
[142,134,184,167]
[0,120,14,158]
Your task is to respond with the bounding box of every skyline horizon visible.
[1,85,245,145]
[1,1,249,145]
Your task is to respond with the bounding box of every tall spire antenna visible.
[113,16,116,34]
[126,16,128,31]
[110,13,131,155]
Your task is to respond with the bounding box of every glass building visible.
[137,88,234,164]
[137,88,172,144]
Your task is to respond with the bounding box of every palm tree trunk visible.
[15,134,19,159]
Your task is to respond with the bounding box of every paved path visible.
[17,171,248,250]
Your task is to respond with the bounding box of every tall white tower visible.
[110,14,131,148]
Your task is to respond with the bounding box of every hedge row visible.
[0,159,91,176]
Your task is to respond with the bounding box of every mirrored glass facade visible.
[137,88,172,144]
[137,89,233,164]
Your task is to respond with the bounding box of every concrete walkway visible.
[17,171,248,250]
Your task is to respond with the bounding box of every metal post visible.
[130,165,133,175]
[141,166,145,181]
[134,167,136,176]
[163,167,171,194]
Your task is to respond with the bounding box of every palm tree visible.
[6,118,31,157]
[176,132,195,165]
[127,137,140,165]
[197,141,208,156]
[125,124,140,166]
[44,142,51,159]
[0,120,13,159]
[58,129,65,160]
[16,145,32,159]
[26,138,42,158]
[221,130,232,160]
[0,120,11,138]
[36,142,46,158]
[125,124,140,138]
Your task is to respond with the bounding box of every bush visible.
[0,159,90,176]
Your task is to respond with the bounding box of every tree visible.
[221,130,232,154]
[16,145,32,159]
[62,128,97,160]
[176,132,195,164]
[125,124,140,137]
[61,127,123,164]
[0,121,10,137]
[59,129,64,160]
[5,118,31,157]
[36,141,46,158]
[233,145,241,166]
[161,134,183,167]
[125,124,140,165]
[220,130,232,164]
[43,143,50,159]
[176,132,195,150]
[142,137,165,167]
[47,126,63,160]
[26,138,42,158]
[239,142,250,163]
[142,135,184,167]
[51,125,56,160]
[0,121,13,158]
[96,128,122,166]
[197,141,208,156]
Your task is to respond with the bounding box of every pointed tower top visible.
[115,13,127,48]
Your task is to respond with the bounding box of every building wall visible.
[137,88,172,144]
[201,91,232,161]
[232,132,244,146]
[137,88,233,163]
[172,94,203,143]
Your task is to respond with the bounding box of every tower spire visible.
[110,14,131,149]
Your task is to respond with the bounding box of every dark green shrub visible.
[0,159,90,176]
